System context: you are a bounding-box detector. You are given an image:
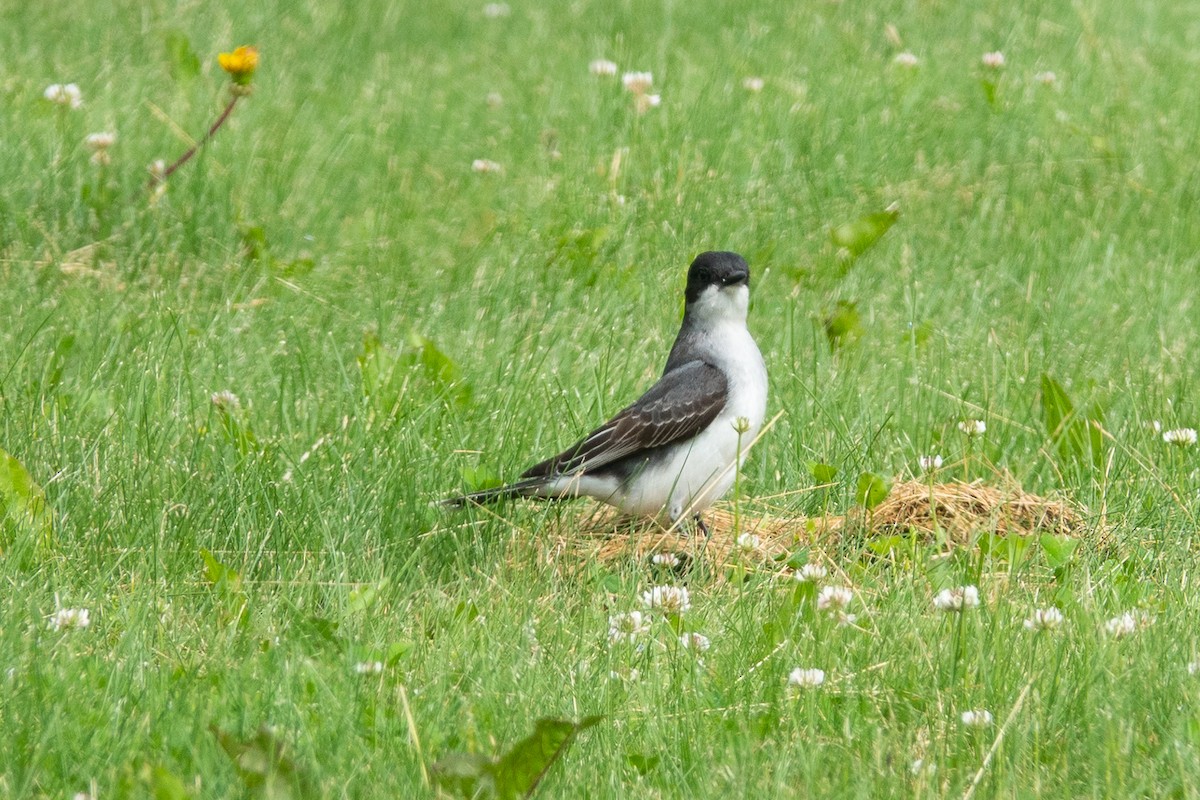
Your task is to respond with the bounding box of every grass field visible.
[3,0,1200,796]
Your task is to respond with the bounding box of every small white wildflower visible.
[787,667,826,689]
[742,76,765,92]
[1188,660,1199,676]
[210,390,242,413]
[1023,607,1065,632]
[73,794,94,800]
[44,83,83,109]
[960,709,994,728]
[981,51,1006,69]
[589,59,618,76]
[958,419,987,436]
[933,585,980,612]
[353,661,384,675]
[1104,611,1150,638]
[1162,428,1198,446]
[816,585,853,613]
[1034,70,1057,86]
[622,71,654,95]
[650,552,681,568]
[893,52,920,68]
[471,158,503,174]
[911,758,936,776]
[679,632,711,652]
[49,608,91,631]
[794,563,828,583]
[918,454,943,471]
[608,611,650,644]
[486,91,503,108]
[609,667,639,682]
[735,533,760,553]
[84,131,116,165]
[640,585,691,615]
[1152,420,1163,433]
[482,2,510,17]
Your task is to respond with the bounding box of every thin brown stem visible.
[148,93,240,189]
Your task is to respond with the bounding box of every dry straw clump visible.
[553,479,1085,567]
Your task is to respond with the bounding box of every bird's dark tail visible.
[439,478,549,509]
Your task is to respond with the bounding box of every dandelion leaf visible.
[0,446,54,553]
[856,472,891,510]
[830,205,899,258]
[807,462,838,483]
[823,300,861,350]
[212,725,316,800]
[163,30,202,81]
[1040,374,1104,469]
[433,716,602,800]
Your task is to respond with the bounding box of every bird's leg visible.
[693,513,711,537]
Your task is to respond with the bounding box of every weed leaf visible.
[830,205,899,258]
[0,446,54,552]
[212,726,316,800]
[856,472,891,510]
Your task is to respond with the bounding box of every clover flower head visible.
[1162,428,1198,446]
[50,607,90,631]
[893,52,920,68]
[794,563,828,583]
[981,51,1006,69]
[788,667,825,688]
[44,83,83,109]
[608,611,650,644]
[960,709,993,727]
[933,585,980,612]
[640,585,691,615]
[589,59,619,77]
[1023,606,1065,632]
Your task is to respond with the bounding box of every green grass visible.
[3,0,1200,796]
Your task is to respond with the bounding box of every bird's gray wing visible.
[521,359,728,479]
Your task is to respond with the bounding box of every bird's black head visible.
[685,251,750,304]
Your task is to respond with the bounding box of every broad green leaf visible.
[200,549,248,627]
[807,462,838,483]
[140,764,193,800]
[830,205,899,257]
[625,752,661,775]
[823,300,861,350]
[460,464,502,492]
[163,30,201,80]
[212,726,316,800]
[0,446,54,551]
[856,472,891,510]
[492,716,603,800]
[1040,374,1104,469]
[432,717,603,800]
[1040,534,1079,569]
[347,578,389,616]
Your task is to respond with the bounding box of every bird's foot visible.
[692,513,711,537]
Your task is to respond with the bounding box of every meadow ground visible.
[2,0,1200,796]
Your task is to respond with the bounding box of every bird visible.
[444,251,768,532]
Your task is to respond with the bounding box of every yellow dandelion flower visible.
[218,46,259,85]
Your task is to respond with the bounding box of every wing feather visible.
[521,360,727,479]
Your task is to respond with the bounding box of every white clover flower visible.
[816,585,853,613]
[735,533,760,553]
[1188,660,1199,676]
[960,709,994,728]
[1162,428,1198,446]
[1103,611,1152,638]
[958,419,987,436]
[640,585,691,615]
[1023,607,1065,632]
[981,51,1006,69]
[85,132,117,165]
[918,454,943,471]
[794,563,828,583]
[608,611,650,644]
[633,93,661,113]
[1034,70,1057,86]
[787,667,825,689]
[589,59,619,76]
[44,83,83,109]
[486,91,503,108]
[650,552,681,568]
[679,632,711,652]
[49,608,90,631]
[933,585,981,612]
[893,52,920,68]
[210,390,242,413]
[482,3,510,17]
[742,76,765,92]
[622,71,654,95]
[471,159,503,174]
[353,661,384,675]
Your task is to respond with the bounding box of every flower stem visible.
[148,94,240,189]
